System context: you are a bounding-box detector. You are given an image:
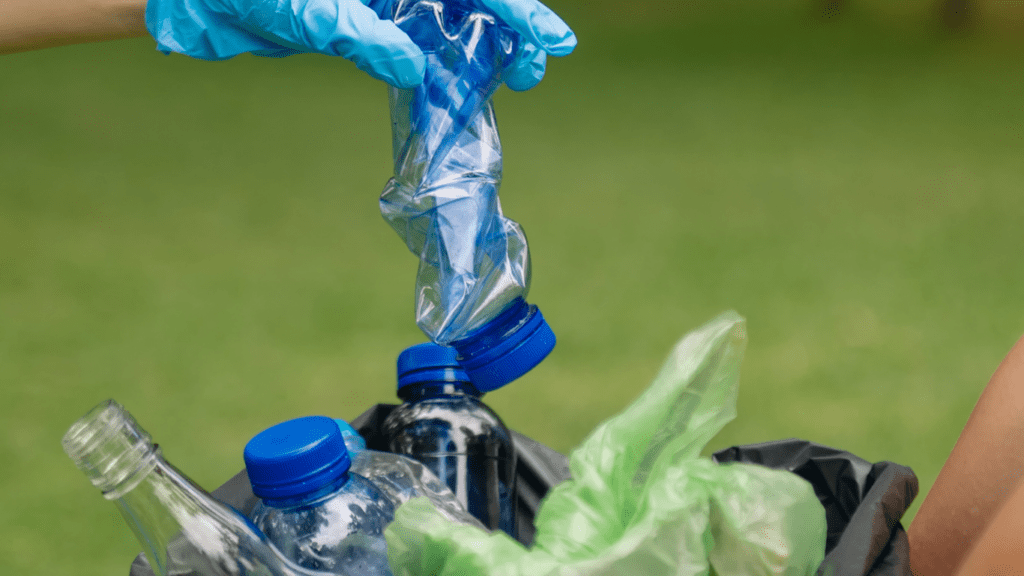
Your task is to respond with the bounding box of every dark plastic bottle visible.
[381,342,517,536]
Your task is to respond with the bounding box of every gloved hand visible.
[145,0,576,89]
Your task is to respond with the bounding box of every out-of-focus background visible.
[2,0,1023,574]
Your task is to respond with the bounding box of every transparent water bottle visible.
[62,399,324,576]
[244,416,395,575]
[329,417,486,528]
[332,418,367,455]
[379,0,555,391]
[381,342,517,536]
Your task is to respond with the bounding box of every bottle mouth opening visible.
[63,399,158,499]
[63,400,126,460]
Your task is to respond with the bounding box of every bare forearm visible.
[0,0,148,55]
[954,476,1024,576]
[909,334,1024,575]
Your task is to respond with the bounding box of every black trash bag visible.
[712,439,918,576]
[129,404,572,575]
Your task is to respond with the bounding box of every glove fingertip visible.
[545,31,577,57]
[480,0,577,57]
[505,48,546,92]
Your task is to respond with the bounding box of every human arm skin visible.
[908,334,1024,576]
[0,0,147,55]
[953,475,1024,576]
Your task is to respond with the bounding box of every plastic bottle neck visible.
[62,400,160,500]
[258,472,353,509]
[449,297,556,391]
[399,380,482,402]
[63,401,240,574]
[64,400,324,576]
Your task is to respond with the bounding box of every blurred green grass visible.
[3,2,1024,575]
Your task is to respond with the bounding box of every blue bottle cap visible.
[397,342,471,391]
[450,298,556,392]
[332,418,367,455]
[243,416,351,501]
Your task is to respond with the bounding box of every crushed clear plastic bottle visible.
[62,399,327,576]
[381,342,517,536]
[352,448,486,528]
[380,0,555,391]
[332,418,487,528]
[244,416,395,576]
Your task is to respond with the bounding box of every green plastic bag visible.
[385,311,827,576]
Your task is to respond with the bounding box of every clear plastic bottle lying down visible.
[379,0,555,391]
[382,342,517,536]
[333,418,486,528]
[62,400,325,576]
[244,416,395,575]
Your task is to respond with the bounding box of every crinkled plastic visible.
[353,449,486,530]
[384,311,828,576]
[379,0,533,344]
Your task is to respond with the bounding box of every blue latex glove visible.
[145,0,576,89]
